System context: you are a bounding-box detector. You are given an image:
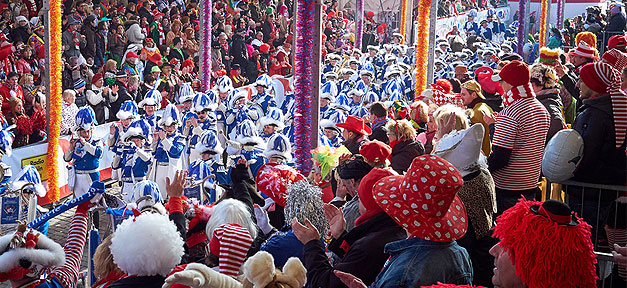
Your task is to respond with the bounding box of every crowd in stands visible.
[0,0,625,287]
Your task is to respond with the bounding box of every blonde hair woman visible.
[93,235,125,287]
[385,119,425,174]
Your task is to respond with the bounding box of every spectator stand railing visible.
[544,179,627,287]
[600,31,625,55]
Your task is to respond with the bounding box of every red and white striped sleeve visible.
[492,113,517,150]
[50,207,89,288]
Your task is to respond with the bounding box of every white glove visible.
[254,205,274,235]
[162,263,242,288]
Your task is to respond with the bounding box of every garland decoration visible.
[201,0,212,91]
[47,0,62,202]
[539,0,548,47]
[517,0,526,55]
[556,0,564,29]
[399,0,408,44]
[414,0,430,94]
[355,0,364,49]
[293,0,315,175]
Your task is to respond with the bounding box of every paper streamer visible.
[355,0,364,49]
[27,182,103,229]
[399,0,408,43]
[539,0,548,47]
[517,0,526,56]
[556,0,564,29]
[201,0,212,91]
[294,0,315,175]
[47,0,62,202]
[414,0,430,93]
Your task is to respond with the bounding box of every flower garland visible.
[517,0,526,55]
[47,0,62,202]
[414,0,430,94]
[556,0,564,29]
[354,0,364,49]
[293,0,315,175]
[539,0,548,47]
[201,0,212,91]
[399,0,408,44]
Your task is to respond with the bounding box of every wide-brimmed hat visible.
[336,115,371,135]
[373,155,467,242]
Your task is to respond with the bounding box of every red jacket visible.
[0,85,24,115]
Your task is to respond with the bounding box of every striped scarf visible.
[503,83,535,107]
[371,116,388,130]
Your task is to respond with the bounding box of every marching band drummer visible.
[112,119,153,203]
[150,103,185,199]
[64,107,103,197]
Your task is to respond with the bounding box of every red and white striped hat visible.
[579,62,627,148]
[569,41,599,60]
[208,223,254,278]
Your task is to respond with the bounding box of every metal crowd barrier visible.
[545,179,627,287]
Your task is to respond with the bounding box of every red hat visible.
[608,34,627,48]
[125,51,139,59]
[491,60,530,87]
[336,115,371,135]
[373,155,467,242]
[327,11,335,18]
[475,66,504,95]
[148,53,163,65]
[153,10,165,17]
[359,140,391,164]
[569,41,599,60]
[208,223,253,277]
[355,168,395,226]
[493,199,597,288]
[377,24,387,34]
[259,43,271,53]
[91,73,103,84]
[366,11,375,18]
[256,163,306,207]
[434,79,453,94]
[579,62,627,148]
[169,58,180,66]
[182,59,194,69]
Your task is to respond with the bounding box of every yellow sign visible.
[20,154,48,181]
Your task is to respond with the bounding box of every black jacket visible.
[390,140,425,174]
[80,24,98,59]
[536,88,566,143]
[572,95,627,185]
[230,34,249,68]
[109,81,131,121]
[304,213,406,287]
[369,126,389,144]
[606,12,627,32]
[108,275,166,288]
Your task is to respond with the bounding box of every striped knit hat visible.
[208,223,253,278]
[579,62,627,148]
[537,47,560,66]
[569,41,598,60]
[492,60,535,107]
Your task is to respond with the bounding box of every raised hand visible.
[166,170,187,198]
[323,203,346,239]
[291,217,320,245]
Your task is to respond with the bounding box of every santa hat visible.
[578,62,627,148]
[111,213,185,277]
[208,223,254,277]
[493,199,598,288]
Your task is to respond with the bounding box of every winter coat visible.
[125,22,146,45]
[261,227,305,268]
[108,33,127,60]
[390,139,425,174]
[572,94,627,185]
[536,88,566,143]
[62,29,86,59]
[304,212,406,287]
[108,275,165,288]
[109,81,131,121]
[607,12,627,32]
[80,23,98,59]
[369,125,389,144]
[230,35,249,69]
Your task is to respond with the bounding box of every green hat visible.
[265,7,274,14]
[151,66,162,73]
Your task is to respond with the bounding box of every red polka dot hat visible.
[373,155,467,242]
